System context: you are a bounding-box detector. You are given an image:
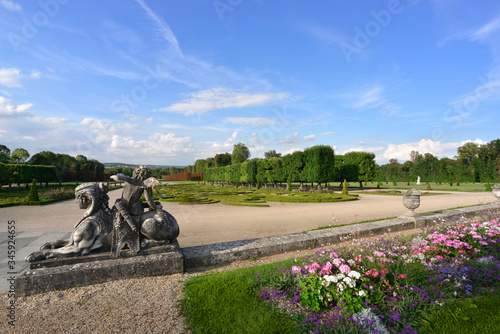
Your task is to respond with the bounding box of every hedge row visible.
[0,163,59,185]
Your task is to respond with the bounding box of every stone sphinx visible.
[25,166,179,262]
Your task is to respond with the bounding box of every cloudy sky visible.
[1,0,499,165]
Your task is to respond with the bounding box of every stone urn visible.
[402,189,421,217]
[493,185,500,201]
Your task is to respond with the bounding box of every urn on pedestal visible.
[401,189,421,217]
[493,185,500,202]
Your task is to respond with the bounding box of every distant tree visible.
[456,142,479,165]
[0,144,10,163]
[231,143,250,164]
[340,151,376,189]
[215,152,232,167]
[409,150,419,163]
[303,145,335,190]
[10,148,30,164]
[264,150,282,159]
[389,158,399,165]
[282,150,305,187]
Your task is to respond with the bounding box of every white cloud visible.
[80,118,138,143]
[224,117,276,126]
[0,0,22,11]
[0,96,32,117]
[156,88,290,115]
[29,116,69,126]
[109,132,192,158]
[0,68,41,87]
[160,123,188,129]
[346,85,385,109]
[145,117,153,124]
[343,146,385,154]
[472,18,500,41]
[382,138,488,162]
[133,0,184,58]
[199,132,239,158]
[319,131,335,136]
[278,131,316,146]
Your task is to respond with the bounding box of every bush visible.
[426,183,432,191]
[27,179,40,202]
[486,183,493,191]
[342,179,348,195]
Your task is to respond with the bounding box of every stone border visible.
[15,203,498,296]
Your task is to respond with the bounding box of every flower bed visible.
[259,215,500,333]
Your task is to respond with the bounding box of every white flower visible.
[358,290,366,297]
[348,270,361,279]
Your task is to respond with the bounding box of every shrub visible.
[486,183,493,191]
[342,179,348,195]
[426,183,432,190]
[27,179,40,202]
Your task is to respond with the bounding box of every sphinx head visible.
[132,165,152,181]
[75,183,109,210]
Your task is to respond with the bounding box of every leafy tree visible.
[340,152,376,189]
[456,142,479,165]
[282,150,305,187]
[303,145,335,190]
[231,143,250,164]
[264,150,282,159]
[215,152,232,167]
[0,144,10,163]
[10,148,30,164]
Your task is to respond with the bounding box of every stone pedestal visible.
[15,241,183,297]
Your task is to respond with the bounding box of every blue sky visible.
[1,0,499,165]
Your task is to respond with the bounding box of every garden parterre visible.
[259,213,500,333]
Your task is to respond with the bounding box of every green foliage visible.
[231,142,251,164]
[303,145,335,184]
[0,164,59,185]
[419,294,500,334]
[485,183,493,191]
[27,179,40,202]
[0,144,10,163]
[264,150,282,159]
[342,179,348,195]
[426,183,432,190]
[10,148,30,164]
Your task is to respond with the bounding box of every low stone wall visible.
[15,203,499,296]
[181,203,499,269]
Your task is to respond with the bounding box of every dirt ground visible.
[0,188,495,247]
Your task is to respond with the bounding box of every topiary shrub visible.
[485,183,493,191]
[342,179,349,195]
[28,179,40,202]
[426,183,432,191]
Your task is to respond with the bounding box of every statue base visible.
[15,240,183,297]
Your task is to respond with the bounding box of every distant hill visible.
[103,163,186,169]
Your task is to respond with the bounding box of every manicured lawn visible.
[182,210,500,333]
[156,183,358,207]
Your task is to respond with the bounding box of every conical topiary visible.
[426,183,432,191]
[28,179,40,202]
[486,183,492,191]
[342,179,349,195]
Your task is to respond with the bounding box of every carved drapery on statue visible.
[25,166,179,263]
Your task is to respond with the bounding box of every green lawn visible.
[362,181,496,192]
[155,183,359,207]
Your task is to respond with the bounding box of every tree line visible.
[186,139,500,188]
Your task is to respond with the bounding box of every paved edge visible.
[14,203,499,296]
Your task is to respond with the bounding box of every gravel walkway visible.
[1,229,423,334]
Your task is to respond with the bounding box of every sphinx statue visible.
[25,166,179,262]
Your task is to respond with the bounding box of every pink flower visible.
[291,266,302,273]
[365,269,379,277]
[355,256,363,262]
[339,264,351,274]
[435,255,444,260]
[398,274,406,279]
[347,259,356,266]
[332,258,343,267]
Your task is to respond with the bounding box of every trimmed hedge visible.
[0,163,59,185]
